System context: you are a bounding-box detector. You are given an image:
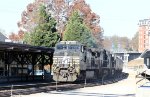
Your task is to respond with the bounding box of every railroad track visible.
[0,73,128,97]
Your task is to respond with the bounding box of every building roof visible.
[127,58,144,67]
[0,41,54,53]
[0,32,7,42]
[140,49,150,58]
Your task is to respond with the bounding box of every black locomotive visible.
[52,41,123,82]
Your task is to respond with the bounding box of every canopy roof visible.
[140,49,150,58]
[0,42,54,53]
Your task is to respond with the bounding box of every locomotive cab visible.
[52,41,85,82]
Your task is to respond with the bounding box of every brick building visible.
[138,19,150,52]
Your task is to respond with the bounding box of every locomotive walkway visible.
[15,68,150,97]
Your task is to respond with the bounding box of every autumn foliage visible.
[9,0,102,46]
[9,32,19,41]
[9,30,24,41]
[70,0,101,34]
[69,0,102,46]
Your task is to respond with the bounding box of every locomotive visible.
[52,41,123,82]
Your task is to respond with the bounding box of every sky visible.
[0,0,150,39]
[86,0,150,39]
[0,0,34,36]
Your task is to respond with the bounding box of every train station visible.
[0,41,149,97]
[0,42,54,83]
[1,0,150,97]
[9,49,150,97]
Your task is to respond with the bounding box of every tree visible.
[17,0,72,41]
[9,32,19,41]
[46,0,74,39]
[70,0,102,46]
[18,0,48,33]
[63,11,96,47]
[131,32,139,51]
[16,0,102,45]
[24,5,60,47]
[102,36,112,50]
[9,0,46,42]
[103,35,132,51]
[120,36,131,51]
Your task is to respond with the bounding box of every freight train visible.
[52,41,123,82]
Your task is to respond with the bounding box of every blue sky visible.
[86,0,150,39]
[0,0,33,36]
[0,0,150,39]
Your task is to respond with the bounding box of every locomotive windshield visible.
[68,45,80,50]
[56,44,67,50]
[54,43,81,56]
[56,44,80,50]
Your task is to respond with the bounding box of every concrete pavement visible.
[16,68,150,97]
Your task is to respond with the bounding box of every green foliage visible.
[23,32,31,44]
[25,5,60,47]
[63,11,97,47]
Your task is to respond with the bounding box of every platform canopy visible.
[0,41,54,53]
